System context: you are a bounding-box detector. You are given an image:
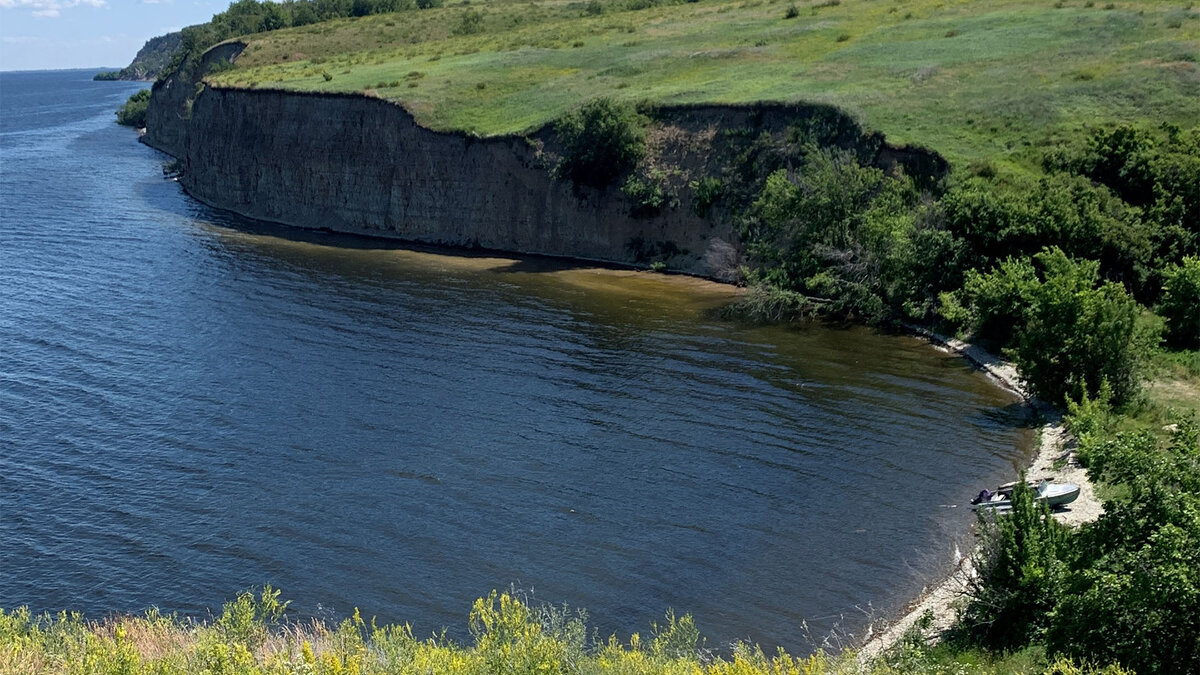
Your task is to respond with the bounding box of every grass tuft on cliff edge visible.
[205,0,1200,169]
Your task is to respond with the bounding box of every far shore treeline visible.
[88,0,1200,672]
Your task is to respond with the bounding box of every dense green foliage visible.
[555,99,646,189]
[952,250,1153,406]
[1161,257,1200,349]
[745,147,923,322]
[735,119,1195,407]
[115,89,152,128]
[959,481,1070,650]
[937,175,1156,301]
[960,418,1200,675]
[1045,125,1200,259]
[1050,421,1200,673]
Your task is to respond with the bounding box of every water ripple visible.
[0,70,1033,653]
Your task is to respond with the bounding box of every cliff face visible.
[180,88,755,274]
[146,46,947,277]
[144,42,246,158]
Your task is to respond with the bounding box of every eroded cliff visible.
[145,45,947,277]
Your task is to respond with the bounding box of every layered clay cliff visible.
[143,42,947,277]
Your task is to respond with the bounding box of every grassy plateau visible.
[209,0,1199,168]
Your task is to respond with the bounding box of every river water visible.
[0,69,1033,652]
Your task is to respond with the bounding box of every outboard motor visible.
[971,489,993,505]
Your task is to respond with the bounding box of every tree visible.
[555,98,646,189]
[1009,249,1152,407]
[961,477,1070,650]
[115,89,151,128]
[956,248,1154,406]
[1161,257,1200,349]
[1048,421,1200,674]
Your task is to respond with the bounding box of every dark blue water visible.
[0,69,1033,651]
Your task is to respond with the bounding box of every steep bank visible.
[94,31,183,82]
[143,43,946,277]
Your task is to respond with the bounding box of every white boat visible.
[971,480,1080,512]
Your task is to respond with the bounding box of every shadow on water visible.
[135,172,635,275]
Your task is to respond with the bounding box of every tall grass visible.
[0,589,1128,674]
[209,0,1199,167]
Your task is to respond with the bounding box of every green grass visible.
[209,0,1199,167]
[0,590,1131,675]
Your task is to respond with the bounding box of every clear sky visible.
[1,0,229,71]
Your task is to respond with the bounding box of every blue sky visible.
[1,0,228,71]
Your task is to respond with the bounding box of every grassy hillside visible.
[208,0,1199,168]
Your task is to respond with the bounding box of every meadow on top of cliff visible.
[205,0,1199,168]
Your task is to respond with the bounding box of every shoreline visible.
[857,327,1104,663]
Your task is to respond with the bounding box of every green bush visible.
[452,8,485,35]
[555,98,647,188]
[622,174,669,216]
[954,256,1039,348]
[1161,256,1200,349]
[742,147,927,322]
[961,478,1071,650]
[954,248,1153,406]
[719,284,820,324]
[689,176,724,217]
[936,175,1154,300]
[1048,420,1200,674]
[1044,124,1200,279]
[1011,250,1154,407]
[115,89,151,127]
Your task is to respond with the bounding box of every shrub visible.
[452,8,485,35]
[622,174,669,216]
[955,248,1154,406]
[953,256,1039,347]
[1044,124,1200,273]
[784,4,799,19]
[555,98,647,188]
[721,284,820,323]
[742,147,929,322]
[1160,256,1200,349]
[115,89,151,127]
[1009,250,1153,406]
[1064,380,1114,463]
[961,478,1071,650]
[690,176,724,217]
[937,175,1154,300]
[1048,421,1200,674]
